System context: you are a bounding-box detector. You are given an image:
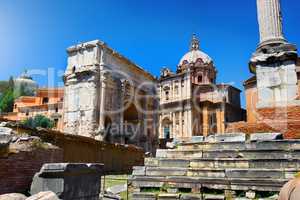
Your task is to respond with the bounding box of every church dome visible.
[14,70,38,96]
[178,35,212,67]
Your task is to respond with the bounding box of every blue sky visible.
[0,0,299,106]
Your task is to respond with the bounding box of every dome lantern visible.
[178,34,213,70]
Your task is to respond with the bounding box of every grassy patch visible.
[103,175,129,200]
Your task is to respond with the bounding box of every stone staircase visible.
[130,134,300,200]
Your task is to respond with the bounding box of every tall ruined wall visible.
[7,124,145,174]
[63,40,101,137]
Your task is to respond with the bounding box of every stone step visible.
[189,168,296,179]
[156,149,203,159]
[158,194,180,200]
[203,149,300,159]
[132,192,157,200]
[145,157,300,169]
[203,194,225,200]
[132,193,204,200]
[133,166,297,180]
[156,149,300,159]
[131,175,286,192]
[177,140,300,151]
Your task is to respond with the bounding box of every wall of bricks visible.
[0,148,63,195]
[6,124,145,174]
[226,106,300,139]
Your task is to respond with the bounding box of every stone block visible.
[192,158,249,169]
[250,133,282,141]
[167,188,178,193]
[250,159,297,169]
[205,142,246,151]
[146,167,187,176]
[102,193,121,200]
[156,149,168,158]
[0,122,8,127]
[145,158,159,167]
[132,180,164,188]
[166,142,176,149]
[131,192,157,200]
[180,194,202,200]
[30,163,104,200]
[190,160,215,168]
[225,169,284,179]
[0,193,27,200]
[159,159,190,168]
[0,134,12,146]
[132,166,146,176]
[216,159,249,169]
[203,194,225,200]
[0,127,12,135]
[245,191,256,199]
[26,191,59,200]
[157,150,202,159]
[190,136,204,143]
[205,133,246,143]
[158,193,180,200]
[106,184,127,195]
[187,169,225,178]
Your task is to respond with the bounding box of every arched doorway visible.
[123,103,140,143]
[162,118,172,139]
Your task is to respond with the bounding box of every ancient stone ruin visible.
[31,163,104,200]
[130,133,299,199]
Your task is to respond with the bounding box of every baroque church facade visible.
[62,36,245,149]
[158,35,245,140]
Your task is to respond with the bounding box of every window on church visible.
[175,86,179,95]
[165,91,169,100]
[42,97,49,104]
[72,66,76,73]
[175,112,179,124]
[198,75,203,83]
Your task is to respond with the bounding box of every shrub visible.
[22,115,55,129]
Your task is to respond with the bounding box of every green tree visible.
[22,115,55,129]
[0,88,14,113]
[0,77,15,113]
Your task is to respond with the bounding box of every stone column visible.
[172,112,176,139]
[97,71,107,138]
[202,105,209,136]
[179,110,183,138]
[187,110,193,137]
[251,0,299,108]
[257,0,286,46]
[216,108,222,134]
[159,115,162,138]
[119,79,128,144]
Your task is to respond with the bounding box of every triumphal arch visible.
[63,40,158,151]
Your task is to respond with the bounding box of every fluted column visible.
[257,0,286,46]
[98,72,108,132]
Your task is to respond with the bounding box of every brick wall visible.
[6,124,145,174]
[226,106,300,139]
[0,148,63,195]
